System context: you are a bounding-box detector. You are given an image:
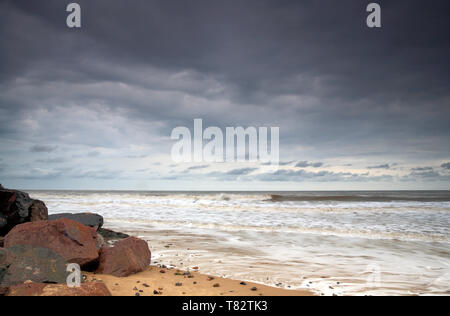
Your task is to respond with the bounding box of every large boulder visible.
[96,237,151,277]
[49,213,104,230]
[4,219,99,268]
[0,188,48,236]
[0,245,67,287]
[6,282,112,296]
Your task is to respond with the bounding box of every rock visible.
[97,228,129,241]
[0,216,6,230]
[0,237,4,248]
[29,200,48,222]
[4,219,99,268]
[49,213,104,229]
[0,286,8,296]
[0,245,67,287]
[96,233,105,251]
[0,189,48,236]
[6,282,111,296]
[0,248,9,286]
[96,237,151,277]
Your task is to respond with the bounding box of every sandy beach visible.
[87,267,313,296]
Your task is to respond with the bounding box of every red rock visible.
[96,237,151,277]
[4,219,99,268]
[6,282,111,296]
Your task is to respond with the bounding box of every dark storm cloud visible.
[441,163,450,170]
[0,0,450,188]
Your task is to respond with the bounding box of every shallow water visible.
[28,190,450,296]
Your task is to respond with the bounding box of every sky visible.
[0,0,449,191]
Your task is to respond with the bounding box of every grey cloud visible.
[441,163,450,170]
[88,151,101,157]
[226,168,258,176]
[35,157,66,164]
[295,161,324,168]
[367,164,390,170]
[411,167,433,172]
[30,145,58,153]
[187,165,210,171]
[254,169,392,183]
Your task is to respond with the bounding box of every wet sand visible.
[86,266,314,296]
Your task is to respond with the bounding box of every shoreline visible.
[87,266,314,296]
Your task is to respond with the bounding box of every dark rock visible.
[175,282,182,287]
[240,282,247,286]
[251,287,258,291]
[49,213,103,229]
[0,189,48,236]
[96,237,151,277]
[0,248,9,285]
[0,245,67,287]
[0,237,4,248]
[4,218,99,268]
[0,286,8,296]
[97,228,129,241]
[6,282,112,296]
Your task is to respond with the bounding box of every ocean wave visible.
[105,217,450,244]
[268,194,450,203]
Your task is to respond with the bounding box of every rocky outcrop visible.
[6,282,112,296]
[96,237,151,277]
[49,213,104,230]
[98,228,129,242]
[0,188,48,236]
[4,219,99,268]
[0,246,67,287]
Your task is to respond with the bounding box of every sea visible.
[27,190,450,296]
